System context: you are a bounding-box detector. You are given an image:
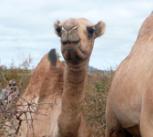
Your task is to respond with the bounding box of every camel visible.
[17,18,105,137]
[105,12,153,137]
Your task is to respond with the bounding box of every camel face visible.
[54,18,105,65]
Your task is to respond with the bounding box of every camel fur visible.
[106,12,153,137]
[17,18,105,137]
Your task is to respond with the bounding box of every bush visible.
[0,65,113,137]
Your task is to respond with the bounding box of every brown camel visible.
[105,12,153,137]
[17,18,105,137]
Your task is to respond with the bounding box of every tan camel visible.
[17,18,105,137]
[105,12,153,137]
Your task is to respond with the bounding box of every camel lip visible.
[62,42,80,51]
[61,40,80,45]
[62,46,88,64]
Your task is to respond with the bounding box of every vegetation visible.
[0,65,114,137]
[84,70,114,137]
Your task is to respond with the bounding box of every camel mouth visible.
[61,40,80,45]
[62,44,88,64]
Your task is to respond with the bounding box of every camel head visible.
[54,18,105,65]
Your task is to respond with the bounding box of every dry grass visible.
[84,70,114,137]
[0,67,31,93]
[0,66,31,136]
[0,66,113,137]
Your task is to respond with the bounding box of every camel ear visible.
[94,21,105,38]
[54,20,62,37]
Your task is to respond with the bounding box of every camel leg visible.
[105,107,132,137]
[106,127,133,137]
[140,108,153,137]
[140,91,153,137]
[140,113,153,137]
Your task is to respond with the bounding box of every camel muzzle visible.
[61,25,80,45]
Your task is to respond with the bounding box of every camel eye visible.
[54,20,62,37]
[55,26,62,36]
[87,26,95,38]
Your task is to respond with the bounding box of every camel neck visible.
[65,64,87,84]
[63,63,88,101]
[58,63,88,137]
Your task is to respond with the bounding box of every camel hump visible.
[136,12,153,40]
[48,49,57,66]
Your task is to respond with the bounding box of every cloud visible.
[0,0,153,69]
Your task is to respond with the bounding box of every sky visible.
[0,0,153,70]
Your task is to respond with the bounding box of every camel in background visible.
[17,18,105,137]
[106,12,153,137]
